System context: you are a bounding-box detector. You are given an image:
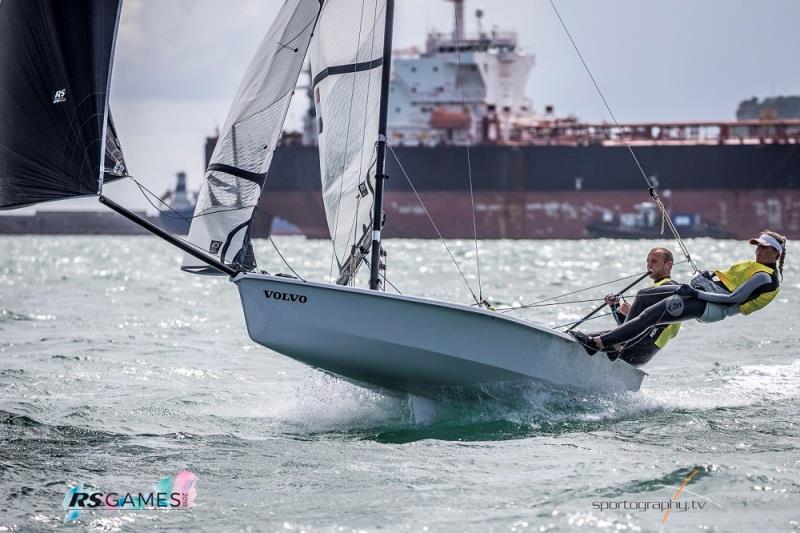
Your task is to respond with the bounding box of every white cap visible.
[749,233,783,254]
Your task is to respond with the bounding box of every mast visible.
[369,0,395,291]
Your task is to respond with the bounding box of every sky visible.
[28,0,800,212]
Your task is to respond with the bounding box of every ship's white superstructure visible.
[389,2,535,145]
[301,1,537,147]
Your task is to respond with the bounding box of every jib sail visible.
[182,0,321,274]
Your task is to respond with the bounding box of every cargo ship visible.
[9,1,794,239]
[247,0,800,240]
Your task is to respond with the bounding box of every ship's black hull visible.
[264,143,800,192]
[260,142,800,239]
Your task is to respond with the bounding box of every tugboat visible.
[586,200,733,239]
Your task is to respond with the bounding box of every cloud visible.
[113,0,283,102]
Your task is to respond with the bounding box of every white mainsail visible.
[310,0,387,284]
[182,0,320,274]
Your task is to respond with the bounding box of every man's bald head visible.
[647,247,674,280]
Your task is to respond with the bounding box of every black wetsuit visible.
[597,265,779,348]
[591,278,678,366]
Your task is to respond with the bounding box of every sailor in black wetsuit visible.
[573,230,787,357]
[591,247,681,366]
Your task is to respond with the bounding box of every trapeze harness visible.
[596,277,682,366]
[598,261,780,348]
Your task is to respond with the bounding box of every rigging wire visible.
[497,288,692,311]
[495,259,691,313]
[129,176,254,223]
[547,0,698,273]
[364,257,402,294]
[453,8,484,304]
[552,311,614,330]
[495,269,648,313]
[498,296,628,309]
[121,176,243,265]
[388,143,482,305]
[129,175,311,281]
[130,176,190,220]
[267,234,305,281]
[253,206,306,281]
[133,174,270,238]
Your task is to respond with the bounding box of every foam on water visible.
[640,359,800,410]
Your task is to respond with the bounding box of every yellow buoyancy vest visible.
[652,277,681,348]
[714,261,780,315]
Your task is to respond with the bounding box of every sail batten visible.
[182,0,321,274]
[0,0,126,210]
[206,164,267,186]
[313,57,383,87]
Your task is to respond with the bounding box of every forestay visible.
[182,0,321,274]
[310,0,386,284]
[0,0,126,210]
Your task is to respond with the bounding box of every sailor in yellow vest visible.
[588,247,682,366]
[572,230,786,356]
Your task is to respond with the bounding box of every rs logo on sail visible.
[264,290,307,303]
[52,88,67,103]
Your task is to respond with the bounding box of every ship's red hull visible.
[262,189,800,239]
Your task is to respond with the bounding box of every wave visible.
[0,308,56,322]
[252,373,671,443]
[594,465,713,499]
[642,359,800,410]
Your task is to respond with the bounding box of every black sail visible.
[104,111,128,181]
[0,0,125,210]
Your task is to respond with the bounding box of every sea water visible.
[1,236,798,532]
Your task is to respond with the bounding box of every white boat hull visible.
[234,273,646,397]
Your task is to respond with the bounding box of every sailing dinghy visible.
[0,0,645,401]
[181,0,645,396]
